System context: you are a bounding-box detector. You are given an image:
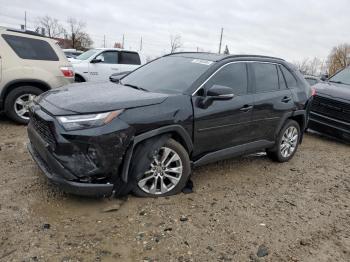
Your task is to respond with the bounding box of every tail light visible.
[60,66,74,78]
[311,87,316,96]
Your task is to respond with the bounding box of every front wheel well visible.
[288,114,305,131]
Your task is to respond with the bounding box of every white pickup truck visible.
[71,48,144,82]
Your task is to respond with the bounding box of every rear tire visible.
[75,75,85,83]
[4,86,43,124]
[267,120,301,163]
[130,138,191,197]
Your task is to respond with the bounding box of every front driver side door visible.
[192,62,256,157]
[89,51,119,81]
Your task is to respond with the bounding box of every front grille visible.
[311,95,350,123]
[31,113,56,146]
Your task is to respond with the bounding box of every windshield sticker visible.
[191,59,214,66]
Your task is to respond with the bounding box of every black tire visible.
[130,138,191,197]
[75,75,85,83]
[4,86,43,124]
[267,120,301,163]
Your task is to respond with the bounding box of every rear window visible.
[119,52,141,65]
[2,34,58,61]
[281,66,298,88]
[252,63,279,92]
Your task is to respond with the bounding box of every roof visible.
[94,47,138,53]
[167,52,285,62]
[0,27,46,38]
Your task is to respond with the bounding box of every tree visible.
[223,45,230,55]
[327,44,350,75]
[37,15,66,38]
[293,57,326,76]
[67,18,93,50]
[170,35,182,53]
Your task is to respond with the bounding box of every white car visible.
[71,48,143,82]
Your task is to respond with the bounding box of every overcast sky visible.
[0,0,349,62]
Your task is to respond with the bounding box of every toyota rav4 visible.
[27,53,312,197]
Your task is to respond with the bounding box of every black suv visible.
[309,66,350,141]
[27,53,312,197]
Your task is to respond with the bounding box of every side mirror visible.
[109,71,131,83]
[198,85,234,108]
[91,55,104,64]
[320,74,329,81]
[206,85,235,101]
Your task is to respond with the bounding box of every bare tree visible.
[327,43,350,75]
[67,18,93,50]
[294,57,325,76]
[170,35,182,53]
[37,15,66,38]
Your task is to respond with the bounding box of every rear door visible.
[192,62,256,156]
[249,62,295,141]
[117,51,142,73]
[89,51,119,81]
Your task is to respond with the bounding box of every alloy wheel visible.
[138,147,183,195]
[14,94,36,120]
[280,126,299,158]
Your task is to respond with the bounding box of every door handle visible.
[281,96,292,103]
[240,105,253,112]
[111,68,119,71]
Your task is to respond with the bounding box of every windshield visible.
[121,56,214,94]
[76,49,99,60]
[329,67,350,85]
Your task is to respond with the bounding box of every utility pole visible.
[122,34,125,49]
[140,36,143,51]
[103,35,106,48]
[218,27,224,54]
[24,11,27,30]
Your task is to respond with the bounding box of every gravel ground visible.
[0,114,349,262]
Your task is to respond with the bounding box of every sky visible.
[0,0,349,62]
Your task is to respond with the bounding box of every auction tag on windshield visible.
[191,59,214,66]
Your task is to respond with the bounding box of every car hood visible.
[314,82,350,102]
[39,82,169,115]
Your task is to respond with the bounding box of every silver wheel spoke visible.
[138,146,183,196]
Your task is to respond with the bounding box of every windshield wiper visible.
[123,83,149,92]
[329,80,350,85]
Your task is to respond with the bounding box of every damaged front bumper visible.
[27,108,133,197]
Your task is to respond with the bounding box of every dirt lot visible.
[0,114,349,262]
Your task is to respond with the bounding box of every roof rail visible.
[221,54,285,61]
[5,28,46,38]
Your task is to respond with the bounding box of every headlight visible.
[57,110,124,131]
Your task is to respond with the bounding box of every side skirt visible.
[193,140,275,167]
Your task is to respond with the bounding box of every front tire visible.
[131,138,191,197]
[267,120,301,162]
[4,86,43,124]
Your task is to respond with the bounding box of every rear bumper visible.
[309,111,350,140]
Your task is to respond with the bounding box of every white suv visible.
[71,48,143,82]
[0,27,74,123]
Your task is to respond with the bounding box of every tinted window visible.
[122,56,212,94]
[329,67,350,85]
[206,63,248,95]
[277,66,287,89]
[99,51,118,64]
[3,34,58,61]
[281,66,298,88]
[119,52,141,65]
[253,63,279,92]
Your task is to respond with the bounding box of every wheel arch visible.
[74,73,86,82]
[120,125,193,183]
[1,79,51,108]
[275,110,307,144]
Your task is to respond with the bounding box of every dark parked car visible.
[304,75,322,86]
[309,66,350,141]
[27,53,312,197]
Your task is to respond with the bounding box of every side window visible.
[281,66,298,88]
[99,51,118,64]
[277,66,287,89]
[206,63,248,95]
[252,63,279,93]
[119,52,141,65]
[2,34,58,61]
